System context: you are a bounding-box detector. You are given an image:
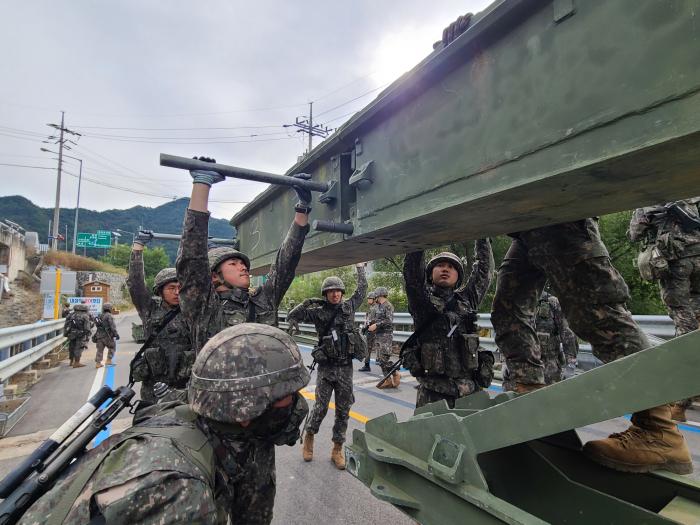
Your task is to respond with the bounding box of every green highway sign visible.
[96,230,112,248]
[76,231,112,248]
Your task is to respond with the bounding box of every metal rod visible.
[159,154,329,192]
[142,231,237,245]
[312,220,354,235]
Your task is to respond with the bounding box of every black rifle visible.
[0,386,135,525]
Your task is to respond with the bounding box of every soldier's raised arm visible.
[127,232,154,321]
[287,299,320,326]
[461,238,494,310]
[348,263,368,311]
[403,251,433,321]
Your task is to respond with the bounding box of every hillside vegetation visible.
[44,250,126,274]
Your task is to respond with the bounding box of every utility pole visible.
[284,102,332,157]
[72,158,83,254]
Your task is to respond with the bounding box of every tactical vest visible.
[65,313,90,340]
[210,287,277,338]
[94,314,112,339]
[373,302,393,335]
[315,302,367,364]
[416,293,479,379]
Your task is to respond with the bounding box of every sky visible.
[0,1,492,220]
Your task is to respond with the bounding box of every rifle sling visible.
[128,306,181,385]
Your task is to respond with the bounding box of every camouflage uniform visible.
[403,239,494,408]
[64,306,92,363]
[629,198,700,409]
[93,310,118,364]
[492,219,650,385]
[363,298,377,368]
[288,267,367,443]
[373,299,395,377]
[534,292,579,384]
[127,252,193,403]
[176,208,309,352]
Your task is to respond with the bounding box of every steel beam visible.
[226,0,700,274]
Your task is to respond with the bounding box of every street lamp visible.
[41,148,83,254]
[115,229,135,244]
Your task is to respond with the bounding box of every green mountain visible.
[0,195,235,264]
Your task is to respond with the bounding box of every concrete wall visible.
[0,222,27,281]
[76,272,127,305]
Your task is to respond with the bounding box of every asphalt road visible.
[1,311,700,525]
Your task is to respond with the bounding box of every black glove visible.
[190,156,225,186]
[115,335,120,340]
[291,172,312,211]
[134,230,153,246]
[442,12,473,47]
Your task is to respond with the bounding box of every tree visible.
[100,245,170,292]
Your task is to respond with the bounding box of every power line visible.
[71,124,283,131]
[79,135,299,145]
[314,83,389,119]
[0,162,54,170]
[79,130,290,140]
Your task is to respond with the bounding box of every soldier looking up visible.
[64,304,92,368]
[371,287,397,389]
[358,291,377,372]
[403,239,494,408]
[18,324,310,525]
[629,197,700,421]
[93,303,119,369]
[127,234,193,404]
[287,264,368,469]
[177,156,311,351]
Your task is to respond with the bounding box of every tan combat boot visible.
[95,362,104,369]
[377,375,395,389]
[513,382,545,394]
[583,404,693,474]
[670,403,687,422]
[331,442,346,470]
[392,371,401,387]
[302,431,314,462]
[72,359,86,368]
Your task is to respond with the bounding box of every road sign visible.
[76,232,97,248]
[68,296,102,316]
[96,230,111,248]
[39,268,76,294]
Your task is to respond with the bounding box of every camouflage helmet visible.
[367,291,377,300]
[153,267,178,294]
[102,303,112,312]
[374,286,389,298]
[208,247,251,272]
[189,323,310,423]
[426,252,465,288]
[321,276,345,295]
[73,304,89,312]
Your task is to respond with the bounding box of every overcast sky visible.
[0,1,491,221]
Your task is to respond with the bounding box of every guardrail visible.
[0,319,66,386]
[278,311,675,370]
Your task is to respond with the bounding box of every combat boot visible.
[358,363,371,372]
[583,404,693,474]
[377,375,395,389]
[95,362,104,369]
[392,371,401,387]
[302,431,314,462]
[72,359,86,369]
[105,358,113,366]
[513,382,545,394]
[331,442,346,470]
[670,403,687,422]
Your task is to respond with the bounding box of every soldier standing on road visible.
[534,290,578,385]
[18,324,311,525]
[403,239,495,408]
[439,14,692,476]
[176,156,311,524]
[127,234,193,404]
[358,291,377,372]
[372,287,397,389]
[629,197,700,421]
[93,303,119,369]
[64,304,92,368]
[287,264,368,470]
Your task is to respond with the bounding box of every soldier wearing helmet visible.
[176,156,311,354]
[402,239,494,408]
[64,303,93,368]
[358,291,378,372]
[127,233,193,403]
[19,324,310,525]
[93,303,119,369]
[368,286,397,388]
[287,263,368,469]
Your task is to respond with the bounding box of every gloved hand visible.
[115,335,120,340]
[134,230,153,246]
[442,12,473,46]
[291,172,312,209]
[190,156,225,186]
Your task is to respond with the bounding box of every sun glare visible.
[370,28,436,86]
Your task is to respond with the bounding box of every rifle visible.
[0,386,135,525]
[376,355,406,388]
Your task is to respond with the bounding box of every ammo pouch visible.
[473,350,495,388]
[312,337,333,364]
[637,245,669,281]
[348,331,368,362]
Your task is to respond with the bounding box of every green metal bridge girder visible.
[231,0,700,275]
[346,331,700,525]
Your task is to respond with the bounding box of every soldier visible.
[371,287,397,389]
[64,304,92,368]
[127,234,193,404]
[176,156,311,352]
[358,291,377,372]
[629,197,700,421]
[18,324,311,525]
[534,290,578,385]
[440,12,692,476]
[403,239,495,408]
[93,303,119,369]
[287,264,368,469]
